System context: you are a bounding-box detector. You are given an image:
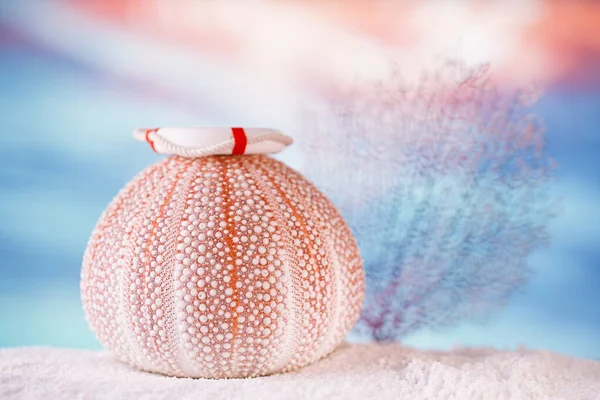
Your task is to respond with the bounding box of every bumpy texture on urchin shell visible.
[81,155,364,378]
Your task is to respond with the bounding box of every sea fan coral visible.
[300,61,557,340]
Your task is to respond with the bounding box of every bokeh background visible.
[1,0,599,360]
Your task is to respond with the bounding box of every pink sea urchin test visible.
[81,128,364,378]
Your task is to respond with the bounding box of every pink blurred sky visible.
[1,0,599,128]
[60,0,600,88]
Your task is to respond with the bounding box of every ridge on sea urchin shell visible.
[81,154,364,378]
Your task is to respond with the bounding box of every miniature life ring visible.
[133,127,294,158]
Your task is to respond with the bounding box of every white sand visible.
[1,344,599,400]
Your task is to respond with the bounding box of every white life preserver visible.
[133,127,293,158]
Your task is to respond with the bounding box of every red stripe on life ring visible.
[145,128,159,152]
[231,127,247,155]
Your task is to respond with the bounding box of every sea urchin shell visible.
[81,153,364,378]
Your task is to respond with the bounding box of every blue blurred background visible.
[0,0,599,359]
